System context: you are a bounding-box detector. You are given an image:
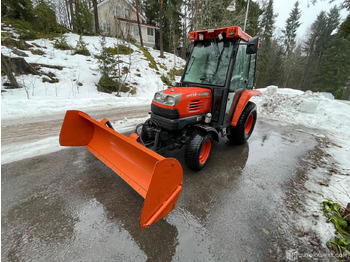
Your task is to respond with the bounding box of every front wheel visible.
[185,132,213,171]
[228,101,257,145]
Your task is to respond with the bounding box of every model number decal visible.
[187,92,209,98]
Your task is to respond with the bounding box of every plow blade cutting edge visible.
[59,110,183,229]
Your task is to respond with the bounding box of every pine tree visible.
[304,7,340,58]
[1,0,35,21]
[339,15,350,36]
[192,0,262,36]
[234,0,262,36]
[281,1,301,88]
[266,39,284,86]
[282,1,301,56]
[299,7,341,91]
[245,0,263,36]
[284,44,305,89]
[315,35,350,98]
[259,0,275,46]
[143,0,159,25]
[35,0,60,34]
[143,0,183,54]
[255,0,276,88]
[74,0,93,34]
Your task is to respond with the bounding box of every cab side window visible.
[230,44,256,92]
[248,54,256,88]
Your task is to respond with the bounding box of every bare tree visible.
[54,0,72,29]
[92,0,99,33]
[160,0,164,57]
[69,0,75,30]
[135,0,143,47]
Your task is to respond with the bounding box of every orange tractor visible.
[60,26,261,229]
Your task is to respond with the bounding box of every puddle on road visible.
[3,194,76,261]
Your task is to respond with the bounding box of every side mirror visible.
[246,36,259,54]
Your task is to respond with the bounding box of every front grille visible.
[188,100,202,111]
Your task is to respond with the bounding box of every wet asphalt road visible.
[1,118,318,261]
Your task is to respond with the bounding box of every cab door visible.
[225,43,257,124]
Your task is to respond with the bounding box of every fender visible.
[230,90,261,126]
[194,124,219,141]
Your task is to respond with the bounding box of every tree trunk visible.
[75,0,80,32]
[159,0,164,57]
[92,0,99,34]
[69,0,75,31]
[64,0,72,29]
[194,0,199,29]
[135,0,143,47]
[1,54,20,89]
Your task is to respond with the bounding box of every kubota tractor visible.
[60,26,261,229]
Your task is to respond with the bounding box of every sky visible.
[272,0,348,39]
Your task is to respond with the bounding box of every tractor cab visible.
[181,26,259,127]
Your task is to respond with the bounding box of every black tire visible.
[185,132,213,171]
[228,101,257,145]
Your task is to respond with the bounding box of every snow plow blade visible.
[59,110,183,229]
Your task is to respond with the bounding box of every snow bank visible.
[251,86,350,138]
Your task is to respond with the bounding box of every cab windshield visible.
[183,39,235,86]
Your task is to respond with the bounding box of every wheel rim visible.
[199,139,212,165]
[245,114,254,135]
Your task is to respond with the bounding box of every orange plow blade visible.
[59,110,183,229]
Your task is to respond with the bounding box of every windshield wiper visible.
[211,38,220,57]
[214,44,225,73]
[186,56,196,74]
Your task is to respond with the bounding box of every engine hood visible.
[163,87,211,97]
[152,87,212,118]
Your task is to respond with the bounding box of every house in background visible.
[96,0,157,47]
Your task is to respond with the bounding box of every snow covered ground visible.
[1,28,350,251]
[1,28,184,120]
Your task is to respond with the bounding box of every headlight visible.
[165,96,175,106]
[154,93,162,101]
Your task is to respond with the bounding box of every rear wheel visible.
[185,132,213,171]
[228,101,257,144]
